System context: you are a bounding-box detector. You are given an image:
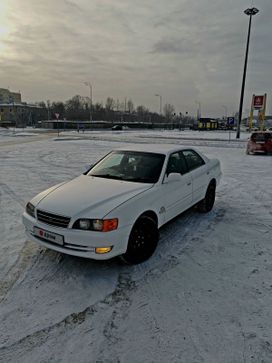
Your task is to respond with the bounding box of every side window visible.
[182,150,205,172]
[167,152,188,175]
[251,133,257,141]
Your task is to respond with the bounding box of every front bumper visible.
[22,212,131,260]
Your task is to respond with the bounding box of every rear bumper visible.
[22,212,131,260]
[248,142,272,153]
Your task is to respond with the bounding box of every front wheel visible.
[121,216,159,264]
[197,182,216,213]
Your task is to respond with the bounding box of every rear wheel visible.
[121,216,159,264]
[197,182,216,213]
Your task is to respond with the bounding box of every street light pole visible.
[84,81,93,121]
[222,105,228,119]
[155,94,162,115]
[195,101,201,119]
[236,7,259,139]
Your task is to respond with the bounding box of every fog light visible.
[95,246,113,254]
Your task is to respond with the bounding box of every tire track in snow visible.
[0,182,26,209]
[0,205,228,361]
[0,241,39,302]
[0,187,5,233]
[0,272,135,362]
[91,205,228,362]
[0,133,53,148]
[38,151,68,169]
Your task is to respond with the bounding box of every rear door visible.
[181,150,209,204]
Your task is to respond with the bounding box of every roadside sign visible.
[227,117,235,125]
[253,95,264,109]
[55,113,60,119]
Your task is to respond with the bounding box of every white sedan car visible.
[23,144,221,264]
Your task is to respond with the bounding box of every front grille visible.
[37,209,71,228]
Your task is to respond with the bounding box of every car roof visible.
[251,131,272,134]
[114,143,197,156]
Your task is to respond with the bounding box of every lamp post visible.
[155,94,162,115]
[84,81,93,121]
[236,7,259,139]
[195,101,201,120]
[222,105,228,119]
[46,100,50,121]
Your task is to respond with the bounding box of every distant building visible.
[0,88,22,103]
[198,118,219,130]
[0,88,47,126]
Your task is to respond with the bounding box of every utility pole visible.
[84,82,93,121]
[155,94,162,114]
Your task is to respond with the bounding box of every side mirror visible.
[165,172,181,183]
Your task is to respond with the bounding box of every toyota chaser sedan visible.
[23,144,222,264]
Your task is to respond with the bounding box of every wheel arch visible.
[137,210,158,226]
[209,178,216,188]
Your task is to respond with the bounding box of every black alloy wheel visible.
[121,216,159,264]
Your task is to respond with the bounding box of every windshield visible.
[88,151,165,183]
[251,133,272,141]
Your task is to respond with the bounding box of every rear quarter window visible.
[251,133,266,141]
[182,150,205,171]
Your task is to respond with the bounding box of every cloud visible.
[0,0,271,116]
[152,39,197,55]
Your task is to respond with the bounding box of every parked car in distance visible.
[23,144,222,264]
[112,124,123,130]
[246,131,272,155]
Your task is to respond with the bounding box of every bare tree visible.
[163,103,175,121]
[115,99,120,111]
[105,97,115,111]
[127,99,134,113]
[51,101,65,119]
[65,95,87,120]
[136,105,149,122]
[36,101,46,108]
[119,101,125,112]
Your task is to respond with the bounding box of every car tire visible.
[197,182,216,213]
[121,216,159,264]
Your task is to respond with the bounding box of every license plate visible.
[33,227,64,245]
[256,141,265,144]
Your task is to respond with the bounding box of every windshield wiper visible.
[91,174,124,180]
[127,177,153,183]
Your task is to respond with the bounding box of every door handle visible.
[206,171,210,175]
[187,182,191,186]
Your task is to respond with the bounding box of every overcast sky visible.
[0,0,271,117]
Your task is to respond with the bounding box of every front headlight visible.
[26,202,35,218]
[73,218,118,232]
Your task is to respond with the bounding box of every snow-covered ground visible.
[0,128,272,363]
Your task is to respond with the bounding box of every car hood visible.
[33,175,152,219]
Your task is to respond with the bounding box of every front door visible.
[161,152,193,223]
